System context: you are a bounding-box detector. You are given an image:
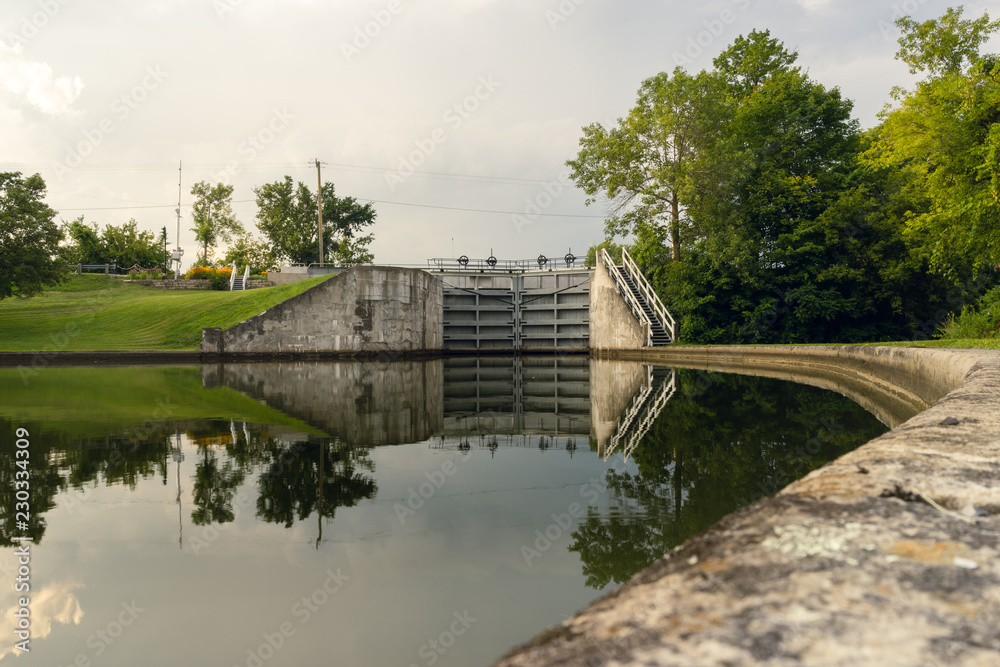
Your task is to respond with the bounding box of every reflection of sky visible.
[6,433,631,667]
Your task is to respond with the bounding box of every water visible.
[0,358,887,666]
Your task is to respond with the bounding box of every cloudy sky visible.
[1,0,996,268]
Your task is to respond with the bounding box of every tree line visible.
[574,7,1000,343]
[0,173,376,299]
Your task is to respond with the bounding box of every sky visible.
[1,0,997,270]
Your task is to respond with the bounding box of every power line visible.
[1,160,566,186]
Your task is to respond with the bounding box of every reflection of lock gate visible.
[602,367,677,462]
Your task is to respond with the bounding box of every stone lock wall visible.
[201,266,443,355]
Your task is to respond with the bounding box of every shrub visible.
[939,286,1000,339]
[184,266,233,290]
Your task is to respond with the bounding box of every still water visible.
[0,358,887,666]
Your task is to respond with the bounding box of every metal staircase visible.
[229,262,249,291]
[599,247,677,345]
[603,366,676,461]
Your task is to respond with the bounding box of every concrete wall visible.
[202,266,443,355]
[269,266,345,286]
[589,358,647,449]
[203,360,443,447]
[496,345,1000,667]
[588,260,645,350]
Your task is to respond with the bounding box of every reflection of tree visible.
[0,420,63,545]
[257,439,377,528]
[191,447,245,525]
[570,370,887,589]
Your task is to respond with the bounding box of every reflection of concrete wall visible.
[589,358,648,450]
[203,266,443,354]
[589,261,645,350]
[204,360,443,447]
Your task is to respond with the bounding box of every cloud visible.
[0,42,83,116]
[0,581,84,660]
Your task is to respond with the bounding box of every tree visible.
[190,181,242,264]
[0,172,65,300]
[59,217,105,265]
[895,6,1000,76]
[866,7,1000,279]
[567,68,727,262]
[101,218,163,268]
[254,176,375,266]
[222,233,280,275]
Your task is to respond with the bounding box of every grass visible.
[0,366,325,439]
[862,338,1000,350]
[0,274,331,351]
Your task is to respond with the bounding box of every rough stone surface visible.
[589,261,645,351]
[496,346,1000,667]
[202,266,443,354]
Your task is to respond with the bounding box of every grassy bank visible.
[0,274,330,351]
[0,366,324,439]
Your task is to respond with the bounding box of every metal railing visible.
[229,261,237,291]
[427,252,583,273]
[242,264,249,288]
[621,247,677,343]
[599,248,653,345]
[604,368,677,461]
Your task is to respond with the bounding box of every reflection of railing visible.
[603,367,676,461]
[621,247,676,342]
[599,248,652,345]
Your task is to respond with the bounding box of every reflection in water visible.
[0,360,887,666]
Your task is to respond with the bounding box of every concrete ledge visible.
[497,345,1000,667]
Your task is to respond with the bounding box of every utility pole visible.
[173,161,183,280]
[315,159,324,268]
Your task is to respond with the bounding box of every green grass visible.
[0,366,325,439]
[863,338,1000,350]
[0,274,331,351]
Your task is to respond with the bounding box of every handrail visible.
[242,264,249,286]
[620,246,676,342]
[600,248,652,346]
[604,368,677,461]
[229,261,237,291]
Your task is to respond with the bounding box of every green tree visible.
[568,68,727,262]
[190,181,243,264]
[101,218,163,269]
[59,217,105,265]
[0,172,66,299]
[895,6,1000,76]
[254,176,375,266]
[221,233,280,275]
[866,7,1000,279]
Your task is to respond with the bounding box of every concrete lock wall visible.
[202,266,443,355]
[588,260,646,350]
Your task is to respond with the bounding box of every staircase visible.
[229,263,249,291]
[604,366,676,461]
[599,247,676,346]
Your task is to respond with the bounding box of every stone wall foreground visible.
[496,345,1000,667]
